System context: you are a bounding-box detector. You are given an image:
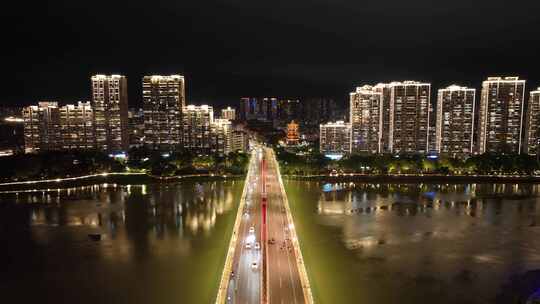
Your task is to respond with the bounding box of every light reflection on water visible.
[8,182,235,235]
[0,180,241,304]
[290,181,540,303]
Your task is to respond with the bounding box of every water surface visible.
[286,181,540,304]
[0,181,243,304]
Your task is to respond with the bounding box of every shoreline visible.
[283,174,540,184]
[0,172,245,192]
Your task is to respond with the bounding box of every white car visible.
[251,262,258,270]
[249,226,255,234]
[245,242,251,249]
[254,242,260,250]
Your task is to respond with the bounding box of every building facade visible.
[350,85,383,153]
[239,97,278,122]
[182,105,214,154]
[435,85,476,158]
[59,102,95,150]
[142,75,185,149]
[276,99,301,125]
[212,118,232,155]
[478,77,526,154]
[221,106,236,121]
[372,81,431,154]
[526,88,540,155]
[319,121,351,158]
[128,108,144,148]
[23,101,61,152]
[91,74,129,152]
[231,130,248,153]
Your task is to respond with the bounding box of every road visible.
[226,148,263,304]
[223,146,309,304]
[263,148,306,304]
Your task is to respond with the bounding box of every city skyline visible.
[4,2,540,304]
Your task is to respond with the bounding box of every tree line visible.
[276,148,540,176]
[0,148,249,182]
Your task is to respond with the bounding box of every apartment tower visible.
[373,81,431,154]
[350,85,383,153]
[478,76,526,154]
[91,74,129,151]
[436,85,476,158]
[526,88,540,155]
[142,75,185,149]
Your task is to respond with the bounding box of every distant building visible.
[319,121,351,159]
[59,102,95,150]
[238,97,278,123]
[277,99,301,124]
[436,85,476,158]
[478,76,526,154]
[142,75,185,150]
[300,98,338,127]
[182,105,214,154]
[239,97,262,121]
[350,85,382,153]
[221,106,236,121]
[286,120,300,146]
[91,74,129,152]
[22,101,61,152]
[526,87,540,155]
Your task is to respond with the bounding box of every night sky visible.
[2,0,540,108]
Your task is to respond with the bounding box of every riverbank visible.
[0,172,245,192]
[283,173,540,184]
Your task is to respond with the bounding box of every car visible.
[251,262,258,270]
[254,242,260,250]
[245,242,251,249]
[269,238,276,245]
[249,226,255,234]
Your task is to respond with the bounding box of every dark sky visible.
[2,0,540,108]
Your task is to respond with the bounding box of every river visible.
[285,181,540,304]
[3,180,540,303]
[0,181,243,304]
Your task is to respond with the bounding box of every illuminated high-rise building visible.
[59,102,95,150]
[373,81,431,154]
[182,105,214,153]
[435,85,476,158]
[350,85,383,153]
[319,121,351,158]
[142,75,185,149]
[91,74,129,152]
[221,106,236,121]
[22,101,60,152]
[478,76,526,154]
[212,118,232,155]
[526,88,540,155]
[231,130,249,153]
[373,83,392,152]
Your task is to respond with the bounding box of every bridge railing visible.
[214,151,255,304]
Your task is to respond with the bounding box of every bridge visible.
[215,146,313,304]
